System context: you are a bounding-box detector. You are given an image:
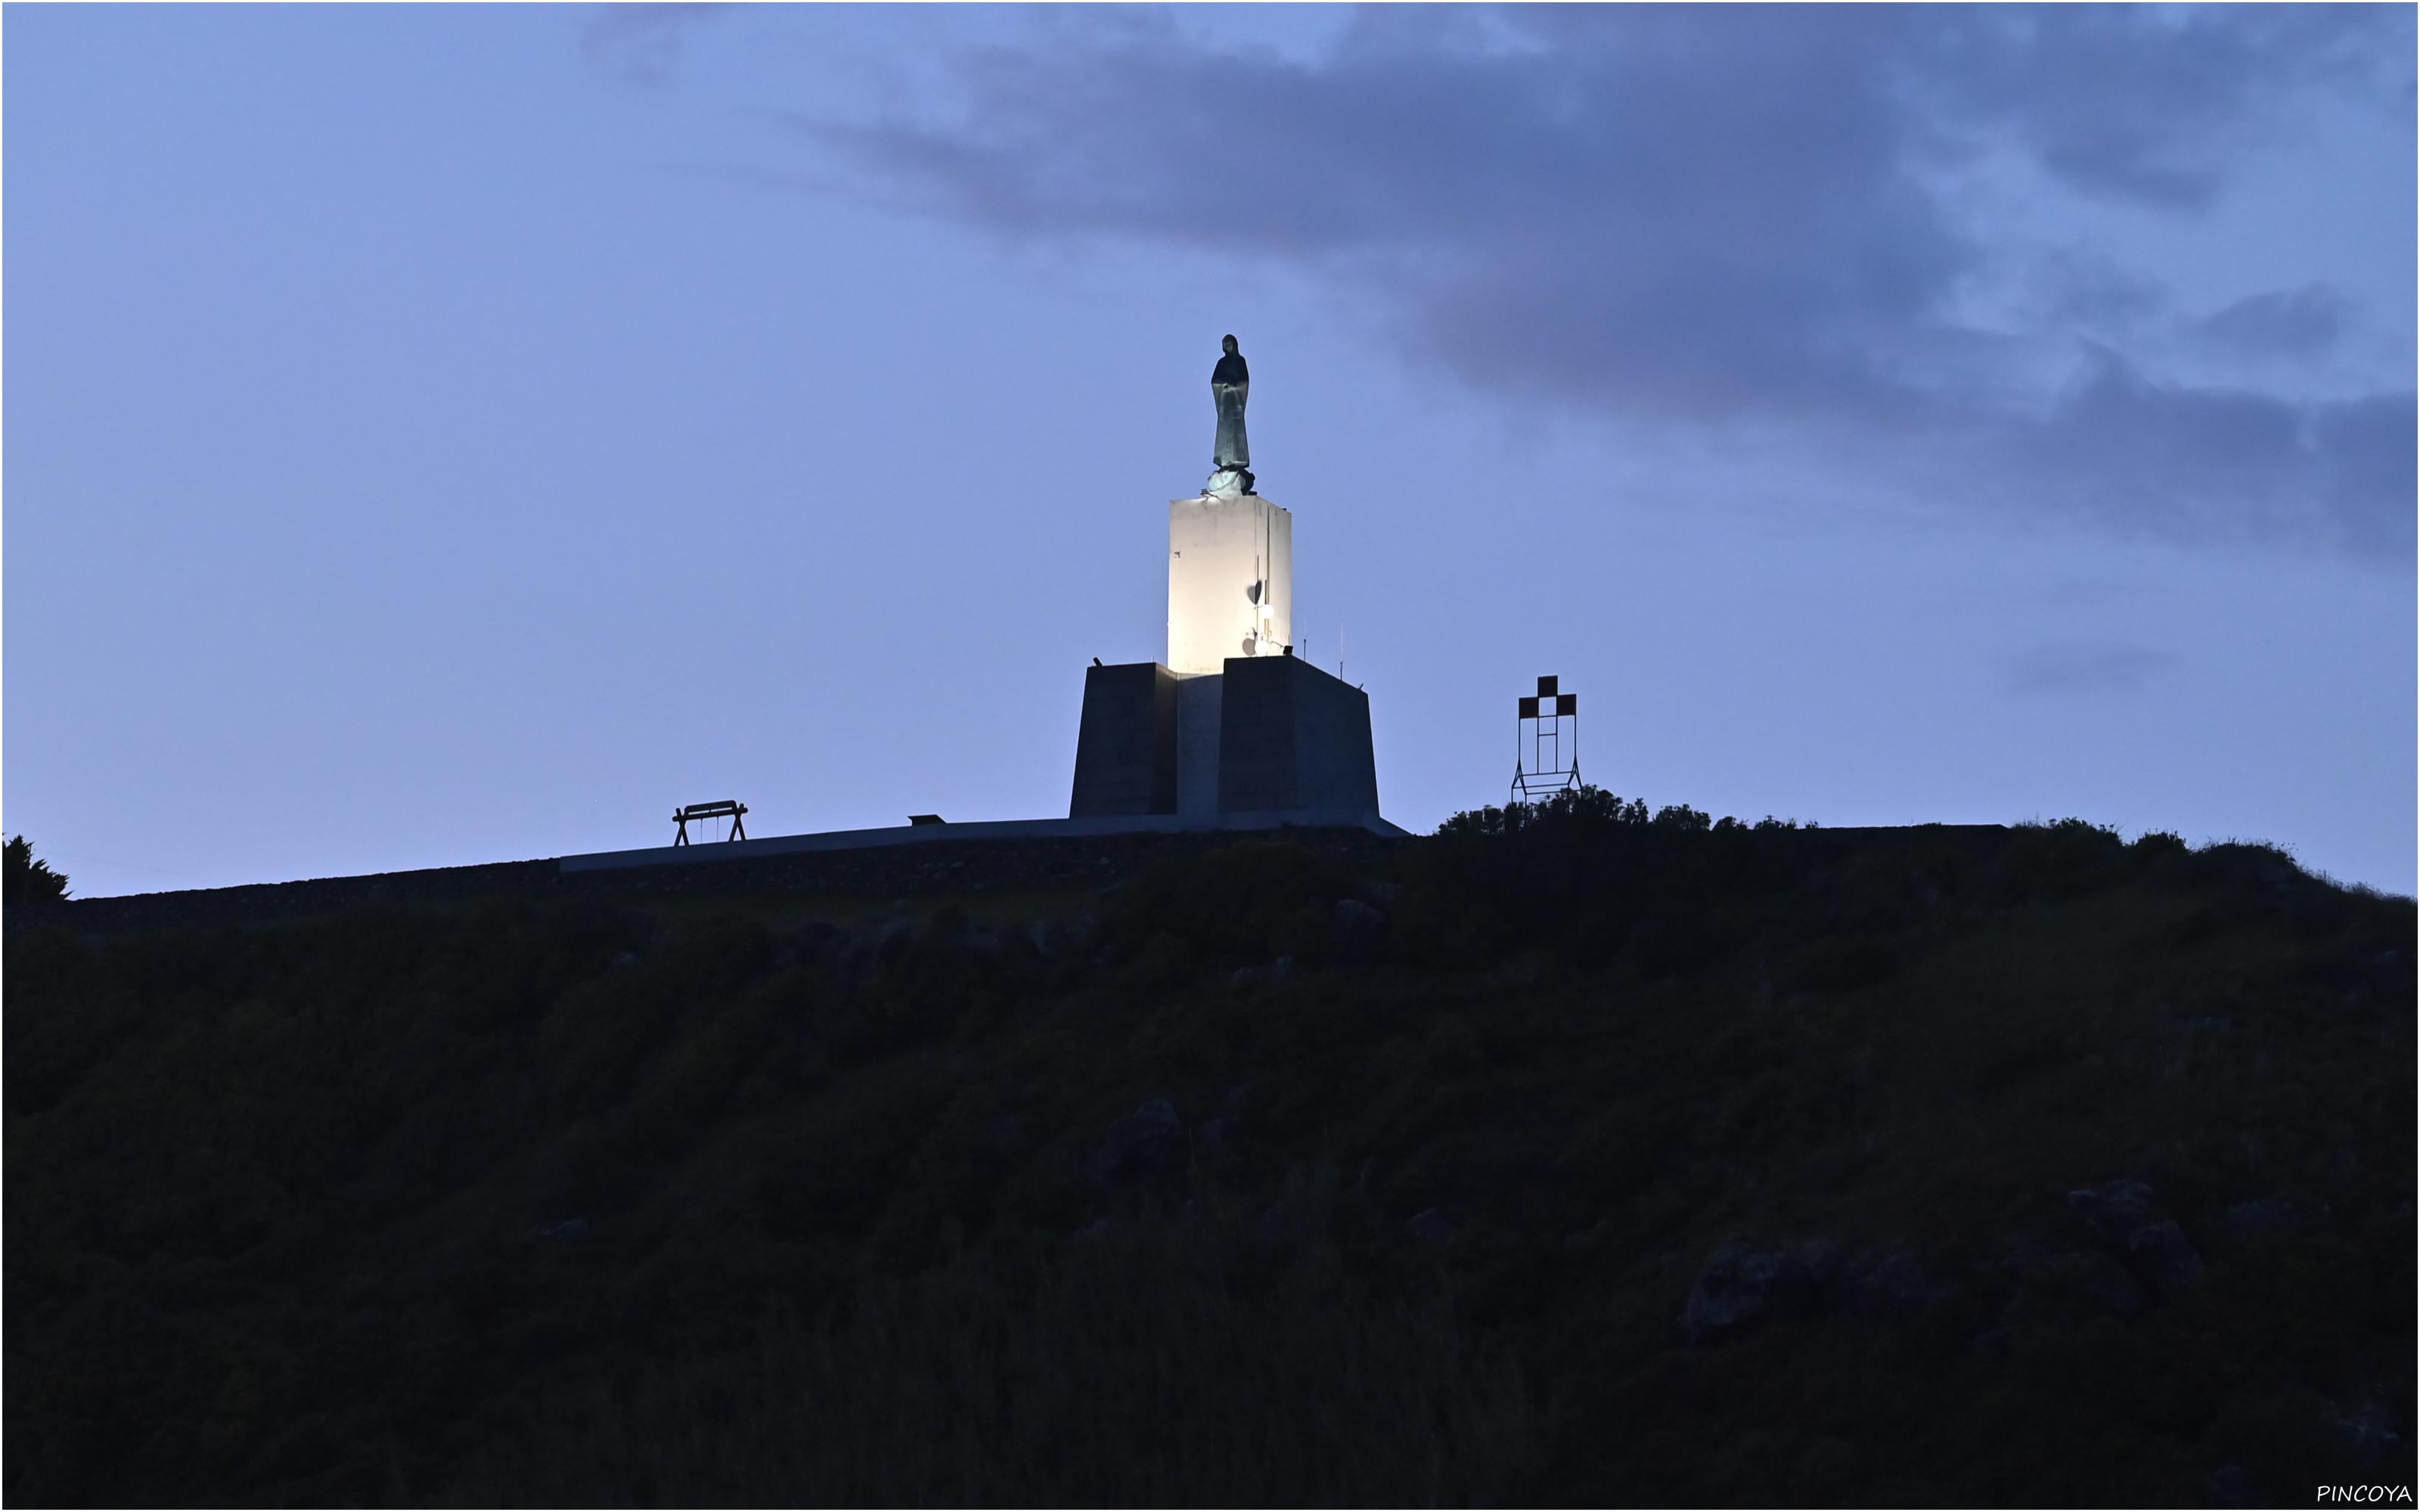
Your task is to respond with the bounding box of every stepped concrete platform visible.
[14,822,1416,938]
[558,807,1409,875]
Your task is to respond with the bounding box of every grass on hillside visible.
[5,798,2412,1506]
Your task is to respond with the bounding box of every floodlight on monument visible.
[1510,675,1581,807]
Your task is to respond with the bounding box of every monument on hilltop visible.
[1171,333,1289,674]
[1067,336,1395,835]
[556,333,1401,878]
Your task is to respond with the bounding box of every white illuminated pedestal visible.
[1063,483,1388,833]
[1167,493,1292,676]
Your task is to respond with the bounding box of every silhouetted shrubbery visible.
[4,834,69,905]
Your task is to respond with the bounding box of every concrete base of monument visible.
[558,807,1407,875]
[558,647,1405,878]
[1069,652,1389,827]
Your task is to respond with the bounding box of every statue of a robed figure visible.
[1208,333,1254,494]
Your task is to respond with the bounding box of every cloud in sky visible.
[2000,640,2183,697]
[783,5,2414,558]
[2191,284,2351,359]
[581,2,729,89]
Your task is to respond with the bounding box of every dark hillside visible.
[6,800,2412,1506]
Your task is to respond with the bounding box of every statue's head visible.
[1221,333,1239,355]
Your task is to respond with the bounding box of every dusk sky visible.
[7,3,2414,898]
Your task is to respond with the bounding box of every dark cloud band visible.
[786,5,2415,558]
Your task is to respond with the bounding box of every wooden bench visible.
[672,800,748,845]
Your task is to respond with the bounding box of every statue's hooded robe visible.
[1212,344,1250,469]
